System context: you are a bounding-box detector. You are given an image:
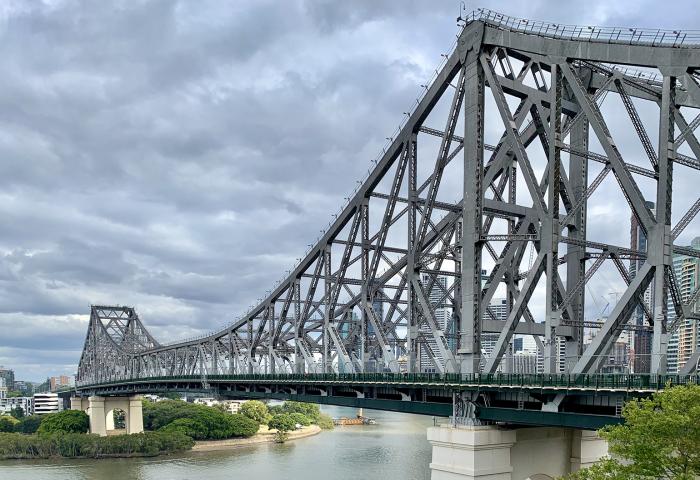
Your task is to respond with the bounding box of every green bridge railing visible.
[79,372,699,391]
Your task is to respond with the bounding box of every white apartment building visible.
[33,392,61,415]
[193,397,246,414]
[0,396,33,416]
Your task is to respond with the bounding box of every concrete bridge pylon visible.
[71,395,144,436]
[427,425,607,480]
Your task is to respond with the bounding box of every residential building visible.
[0,367,14,391]
[193,397,246,414]
[600,342,632,374]
[0,378,6,399]
[0,396,33,416]
[482,297,508,362]
[33,392,61,415]
[50,375,74,392]
[512,352,538,374]
[12,381,34,396]
[668,236,700,372]
[630,203,654,373]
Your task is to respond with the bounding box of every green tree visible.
[224,414,259,438]
[159,418,208,440]
[567,384,700,480]
[239,400,269,424]
[289,412,311,426]
[268,413,297,433]
[268,413,297,443]
[9,407,24,419]
[15,415,42,434]
[144,400,259,440]
[280,401,321,422]
[112,409,126,429]
[0,417,17,433]
[7,391,22,398]
[316,413,335,430]
[37,410,89,435]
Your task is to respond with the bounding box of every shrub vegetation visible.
[37,410,89,435]
[143,399,259,440]
[0,416,19,433]
[15,415,43,434]
[0,431,193,459]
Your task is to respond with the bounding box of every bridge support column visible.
[128,396,144,434]
[427,426,608,480]
[570,430,608,472]
[87,396,107,437]
[428,425,515,479]
[71,395,143,436]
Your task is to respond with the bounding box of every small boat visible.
[332,415,377,426]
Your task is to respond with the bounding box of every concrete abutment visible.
[427,425,607,480]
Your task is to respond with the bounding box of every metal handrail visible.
[78,372,698,391]
[466,8,700,48]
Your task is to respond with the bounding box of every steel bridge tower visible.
[77,9,700,387]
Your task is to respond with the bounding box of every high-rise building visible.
[482,298,508,365]
[0,367,15,391]
[668,237,700,372]
[0,378,6,399]
[512,352,538,374]
[419,274,450,372]
[50,375,74,392]
[600,342,631,373]
[630,202,655,373]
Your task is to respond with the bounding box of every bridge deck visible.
[74,373,698,430]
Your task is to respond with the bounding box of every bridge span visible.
[75,372,698,429]
[72,8,700,480]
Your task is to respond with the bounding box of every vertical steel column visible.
[651,74,676,374]
[565,101,589,372]
[323,244,332,373]
[247,318,254,374]
[544,63,562,373]
[360,199,370,371]
[407,133,418,372]
[293,279,302,373]
[459,57,484,374]
[268,303,275,374]
[453,217,463,357]
[228,334,235,374]
[211,338,217,375]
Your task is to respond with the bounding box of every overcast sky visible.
[2,0,700,382]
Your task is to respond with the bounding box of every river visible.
[0,406,436,480]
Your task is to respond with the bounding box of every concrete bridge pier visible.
[71,395,144,436]
[427,425,607,480]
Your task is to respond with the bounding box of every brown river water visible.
[0,406,436,480]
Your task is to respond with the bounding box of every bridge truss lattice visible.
[78,9,700,387]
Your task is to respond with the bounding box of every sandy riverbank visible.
[191,425,322,452]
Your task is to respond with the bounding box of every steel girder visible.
[77,10,700,387]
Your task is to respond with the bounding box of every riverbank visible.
[192,425,321,451]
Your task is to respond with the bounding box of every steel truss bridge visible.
[76,10,700,427]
